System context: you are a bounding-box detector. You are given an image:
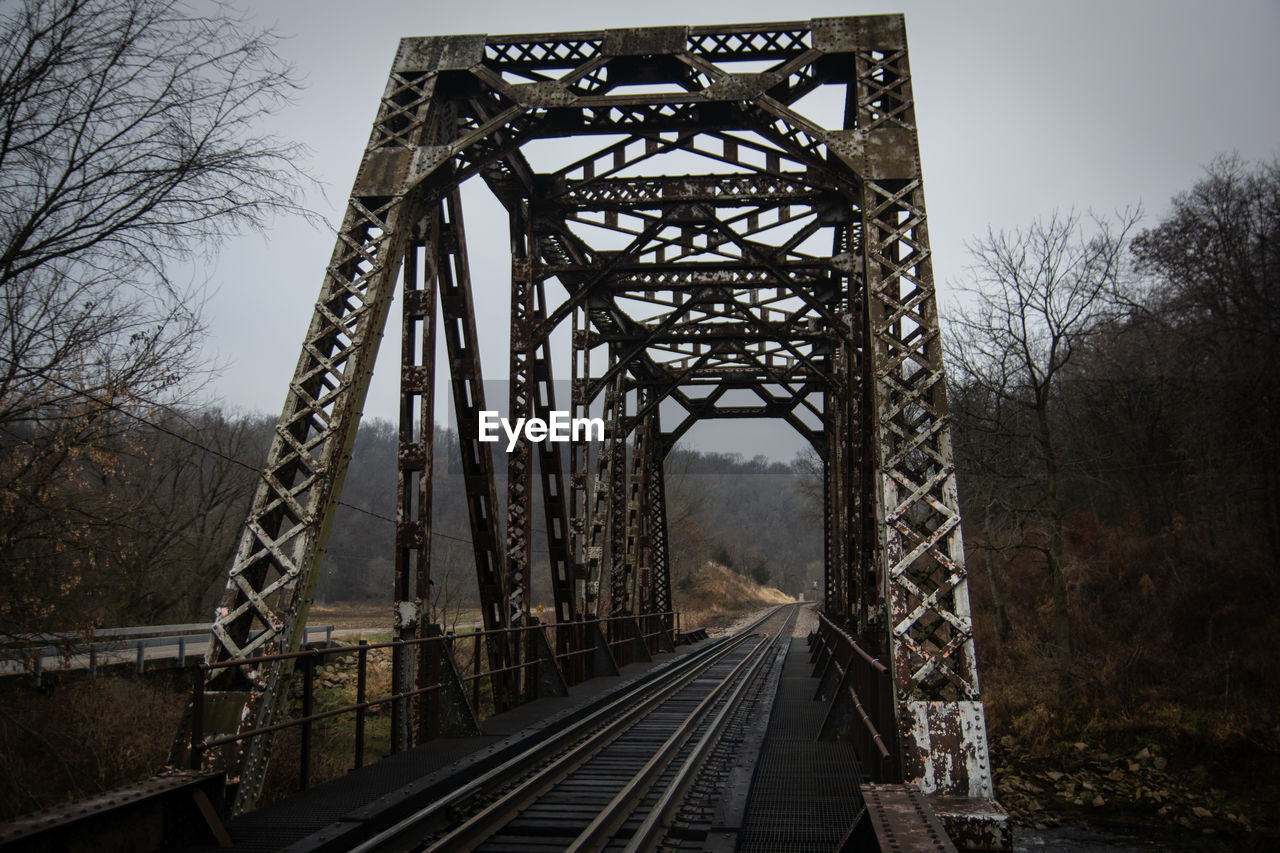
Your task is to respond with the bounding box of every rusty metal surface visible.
[192,14,1000,830]
[0,771,227,850]
[855,783,959,852]
[931,796,1013,852]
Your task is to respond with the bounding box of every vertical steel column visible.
[850,16,991,800]
[619,405,651,615]
[825,382,848,621]
[505,199,535,643]
[392,224,439,751]
[530,280,577,627]
[585,362,624,618]
[606,379,631,618]
[647,422,672,627]
[568,307,592,621]
[505,200,543,703]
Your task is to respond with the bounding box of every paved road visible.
[0,626,387,678]
[0,625,496,678]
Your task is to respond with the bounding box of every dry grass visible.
[0,675,187,819]
[675,561,793,630]
[308,601,393,632]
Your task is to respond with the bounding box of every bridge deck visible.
[172,613,870,852]
[178,642,709,852]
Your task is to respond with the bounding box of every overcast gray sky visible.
[196,0,1280,461]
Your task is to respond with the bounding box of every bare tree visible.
[0,0,309,634]
[1130,154,1280,573]
[945,209,1138,667]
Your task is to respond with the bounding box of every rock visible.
[1072,741,1088,751]
[1047,771,1065,782]
[1092,795,1106,807]
[1135,747,1151,760]
[1153,756,1168,770]
[1128,762,1140,772]
[1192,806,1213,819]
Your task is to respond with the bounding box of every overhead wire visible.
[0,349,560,553]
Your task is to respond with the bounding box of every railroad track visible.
[349,604,800,853]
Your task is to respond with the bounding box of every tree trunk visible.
[1037,402,1071,678]
[984,547,1012,642]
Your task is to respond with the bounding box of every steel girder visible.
[195,14,994,813]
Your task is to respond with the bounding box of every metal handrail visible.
[813,611,900,782]
[189,611,682,798]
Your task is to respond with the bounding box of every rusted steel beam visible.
[392,224,439,751]
[584,362,624,618]
[530,281,577,628]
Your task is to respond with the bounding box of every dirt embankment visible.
[310,559,796,637]
[675,561,793,631]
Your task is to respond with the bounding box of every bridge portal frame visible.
[194,14,997,827]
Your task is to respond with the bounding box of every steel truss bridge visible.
[182,14,1002,849]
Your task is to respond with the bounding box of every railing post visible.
[300,652,314,791]
[472,631,482,714]
[354,641,368,770]
[136,642,145,674]
[190,665,206,771]
[177,636,186,669]
[426,635,442,740]
[390,641,407,753]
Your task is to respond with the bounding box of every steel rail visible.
[347,605,787,853]
[563,634,771,852]
[432,634,771,853]
[621,604,799,852]
[422,604,799,853]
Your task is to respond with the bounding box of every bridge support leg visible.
[422,625,482,739]
[838,16,1004,844]
[526,626,569,701]
[394,221,438,752]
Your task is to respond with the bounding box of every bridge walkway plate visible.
[736,637,865,852]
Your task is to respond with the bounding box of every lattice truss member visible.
[196,14,996,814]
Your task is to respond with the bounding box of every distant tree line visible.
[0,405,822,635]
[314,430,824,612]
